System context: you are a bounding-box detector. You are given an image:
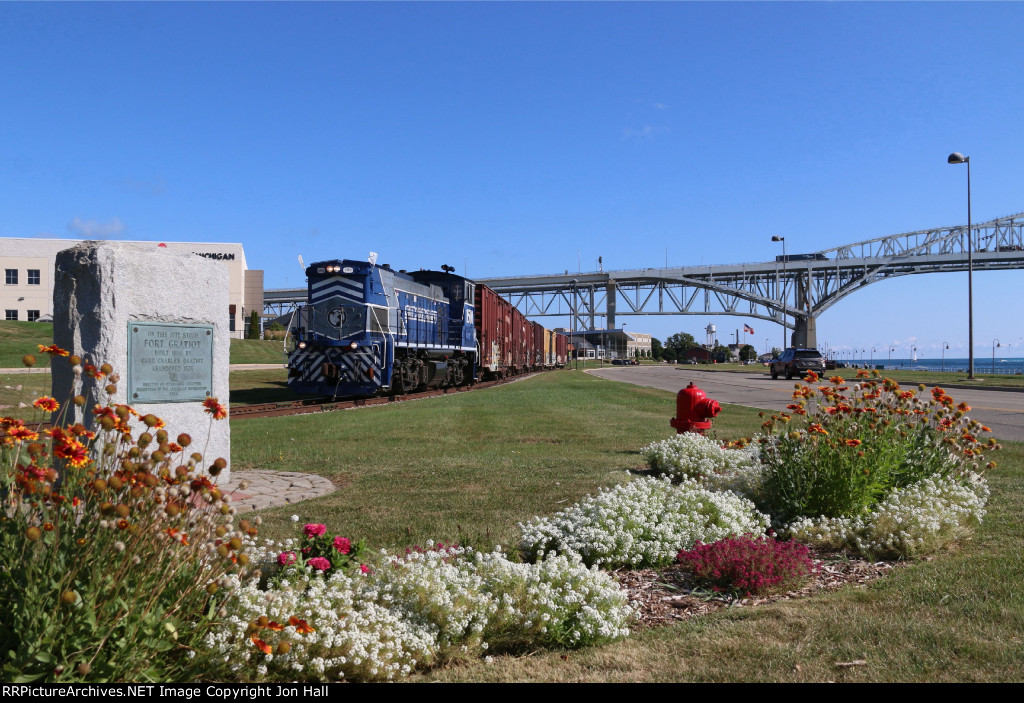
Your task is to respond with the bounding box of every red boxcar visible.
[475,284,513,379]
[530,320,546,370]
[510,305,530,373]
[554,331,568,367]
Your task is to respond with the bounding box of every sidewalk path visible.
[217,470,336,513]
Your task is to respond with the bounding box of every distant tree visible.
[739,344,757,361]
[248,311,260,339]
[650,337,664,360]
[770,346,783,359]
[665,332,697,357]
[711,344,731,363]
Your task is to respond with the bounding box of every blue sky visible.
[2,1,1022,358]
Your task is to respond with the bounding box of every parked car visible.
[769,348,826,379]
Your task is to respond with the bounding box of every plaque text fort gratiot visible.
[128,322,214,403]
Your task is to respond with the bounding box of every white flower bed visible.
[207,546,632,682]
[785,472,989,559]
[641,433,763,498]
[519,477,770,568]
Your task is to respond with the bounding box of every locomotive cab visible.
[287,259,478,398]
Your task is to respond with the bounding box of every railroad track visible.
[229,375,526,420]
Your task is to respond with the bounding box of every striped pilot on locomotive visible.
[287,256,477,397]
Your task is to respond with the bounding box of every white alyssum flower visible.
[640,433,764,498]
[519,476,769,568]
[785,472,989,559]
[207,545,632,683]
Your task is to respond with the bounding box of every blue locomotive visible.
[287,259,478,397]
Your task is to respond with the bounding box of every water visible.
[832,357,1024,375]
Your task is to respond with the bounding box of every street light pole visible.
[942,342,949,372]
[993,339,1000,374]
[948,152,974,379]
[772,235,786,350]
[570,279,578,371]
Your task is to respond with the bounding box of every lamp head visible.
[948,152,969,165]
[771,235,784,242]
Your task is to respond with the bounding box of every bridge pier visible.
[791,315,817,350]
[606,279,616,329]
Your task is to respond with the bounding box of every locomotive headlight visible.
[349,342,358,350]
[298,341,307,349]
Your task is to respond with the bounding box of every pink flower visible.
[308,557,331,571]
[277,551,297,566]
[333,536,352,554]
[360,564,370,574]
[303,523,327,538]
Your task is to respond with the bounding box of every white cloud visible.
[67,217,125,239]
[622,124,670,140]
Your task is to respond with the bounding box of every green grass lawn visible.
[0,322,286,367]
[0,321,54,367]
[230,369,1024,682]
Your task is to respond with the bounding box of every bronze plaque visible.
[127,322,214,403]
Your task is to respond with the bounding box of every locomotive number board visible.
[127,322,214,403]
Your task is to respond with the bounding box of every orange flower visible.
[829,375,845,385]
[289,616,315,634]
[844,439,862,447]
[8,426,40,443]
[83,364,106,380]
[804,371,819,383]
[807,423,829,435]
[33,396,60,412]
[1,416,25,430]
[265,621,284,632]
[250,635,272,655]
[54,439,91,468]
[957,402,971,412]
[855,369,870,378]
[203,397,228,420]
[37,344,70,357]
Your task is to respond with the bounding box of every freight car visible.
[287,258,566,397]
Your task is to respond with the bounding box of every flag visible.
[744,324,755,334]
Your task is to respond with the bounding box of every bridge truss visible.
[478,212,1024,348]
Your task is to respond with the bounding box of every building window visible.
[229,313,235,332]
[27,310,40,322]
[5,269,17,285]
[5,310,17,321]
[27,270,40,285]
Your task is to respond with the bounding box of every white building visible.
[0,238,263,339]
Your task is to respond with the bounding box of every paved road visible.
[589,366,1024,443]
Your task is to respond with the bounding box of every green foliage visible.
[248,311,261,339]
[756,374,995,523]
[739,345,757,361]
[0,347,253,682]
[665,332,696,355]
[650,337,664,360]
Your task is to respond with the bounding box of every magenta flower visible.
[333,536,352,554]
[360,564,370,574]
[303,523,327,538]
[308,557,331,571]
[277,551,297,566]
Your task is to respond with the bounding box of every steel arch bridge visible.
[264,212,1024,349]
[476,211,1024,349]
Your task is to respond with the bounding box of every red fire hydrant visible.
[670,382,721,435]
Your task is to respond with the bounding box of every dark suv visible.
[770,348,826,379]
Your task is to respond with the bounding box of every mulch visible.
[613,552,899,628]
